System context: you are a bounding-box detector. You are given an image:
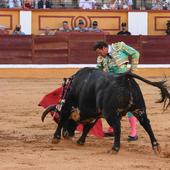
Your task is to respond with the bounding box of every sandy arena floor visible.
[0,69,170,170]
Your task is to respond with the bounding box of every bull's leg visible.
[105,112,121,153]
[77,120,98,145]
[63,119,78,138]
[135,110,160,153]
[52,121,63,143]
[53,109,71,142]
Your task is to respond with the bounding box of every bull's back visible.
[71,68,107,113]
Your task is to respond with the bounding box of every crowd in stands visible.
[39,20,134,35]
[40,19,102,35]
[0,0,22,8]
[0,0,52,9]
[0,20,131,35]
[0,0,170,10]
[4,20,130,35]
[1,19,169,35]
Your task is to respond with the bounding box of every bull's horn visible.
[41,105,56,122]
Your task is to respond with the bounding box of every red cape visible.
[39,87,104,138]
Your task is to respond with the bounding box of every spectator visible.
[162,0,169,10]
[38,0,43,8]
[15,0,22,8]
[132,0,137,9]
[40,27,55,35]
[111,0,132,9]
[109,0,118,9]
[101,2,110,9]
[38,0,51,8]
[34,0,38,8]
[122,0,132,9]
[12,24,25,35]
[113,0,123,9]
[166,20,170,35]
[45,0,51,8]
[0,0,7,8]
[24,0,32,9]
[117,22,131,36]
[58,21,72,32]
[8,0,15,8]
[73,20,88,32]
[127,0,133,9]
[89,21,102,32]
[79,0,96,9]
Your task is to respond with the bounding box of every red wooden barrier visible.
[0,35,32,64]
[33,33,69,64]
[68,32,106,64]
[139,36,170,64]
[0,34,170,64]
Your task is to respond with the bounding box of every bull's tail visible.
[128,72,170,110]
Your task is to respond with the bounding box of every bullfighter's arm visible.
[112,42,140,71]
[121,42,140,70]
[96,56,104,70]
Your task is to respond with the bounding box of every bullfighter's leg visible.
[134,110,160,153]
[104,112,121,152]
[77,120,98,145]
[127,112,138,141]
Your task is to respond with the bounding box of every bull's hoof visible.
[107,147,119,154]
[77,140,85,145]
[62,130,70,139]
[51,138,60,144]
[153,144,161,154]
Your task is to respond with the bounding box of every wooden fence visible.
[0,33,170,64]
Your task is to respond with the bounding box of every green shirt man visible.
[96,41,140,74]
[93,41,139,140]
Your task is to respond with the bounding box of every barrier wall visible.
[140,36,170,64]
[33,33,69,64]
[106,35,170,64]
[68,32,106,64]
[0,34,170,64]
[0,35,33,64]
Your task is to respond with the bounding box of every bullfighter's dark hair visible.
[93,41,108,51]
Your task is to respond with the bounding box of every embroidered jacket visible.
[97,42,140,73]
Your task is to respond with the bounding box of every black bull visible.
[41,67,170,153]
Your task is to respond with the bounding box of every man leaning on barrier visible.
[12,24,25,35]
[58,21,72,32]
[73,20,88,32]
[89,21,102,32]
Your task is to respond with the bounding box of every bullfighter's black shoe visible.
[127,135,138,141]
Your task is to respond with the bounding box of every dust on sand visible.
[0,76,170,170]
